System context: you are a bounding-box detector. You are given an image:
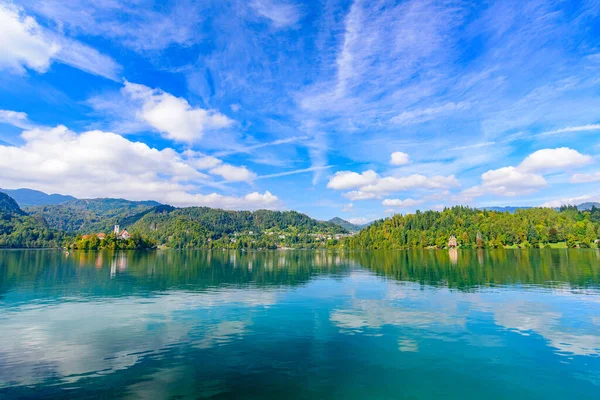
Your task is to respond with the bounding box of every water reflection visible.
[0,249,599,398]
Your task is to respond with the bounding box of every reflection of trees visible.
[0,250,353,300]
[346,249,600,290]
[1,249,599,300]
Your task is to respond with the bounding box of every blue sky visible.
[0,0,599,223]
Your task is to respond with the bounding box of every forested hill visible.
[91,205,348,249]
[340,206,600,249]
[26,198,161,232]
[0,192,25,216]
[0,193,66,248]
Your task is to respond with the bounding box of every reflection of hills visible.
[2,249,599,301]
[351,249,600,290]
[0,250,354,300]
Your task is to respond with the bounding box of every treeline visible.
[339,206,600,249]
[70,233,155,250]
[0,193,68,248]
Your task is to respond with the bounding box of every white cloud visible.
[162,191,281,210]
[382,198,423,208]
[0,3,119,80]
[327,170,378,190]
[0,3,59,74]
[343,191,379,201]
[570,171,600,183]
[481,166,546,196]
[21,0,204,53]
[347,217,369,225]
[540,195,593,208]
[519,147,592,172]
[0,123,280,210]
[0,109,33,129]
[390,151,410,166]
[123,81,234,143]
[360,174,459,194]
[209,164,257,183]
[250,0,302,28]
[390,102,469,126]
[538,124,600,137]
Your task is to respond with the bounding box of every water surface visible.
[1,249,599,399]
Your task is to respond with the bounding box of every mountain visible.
[0,188,76,207]
[0,192,66,248]
[328,217,363,232]
[576,202,600,211]
[27,198,161,233]
[0,192,26,216]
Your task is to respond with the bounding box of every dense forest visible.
[0,193,67,248]
[75,205,347,249]
[339,206,600,249]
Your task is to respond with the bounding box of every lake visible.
[1,249,599,399]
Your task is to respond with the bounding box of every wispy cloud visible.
[0,2,120,80]
[250,0,302,28]
[257,165,333,180]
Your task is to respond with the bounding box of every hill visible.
[0,188,75,207]
[339,206,600,249]
[70,204,348,249]
[0,193,67,248]
[0,192,26,216]
[328,217,364,232]
[577,202,600,211]
[26,198,161,233]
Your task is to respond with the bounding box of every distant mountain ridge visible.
[0,188,76,207]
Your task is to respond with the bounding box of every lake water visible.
[1,249,599,399]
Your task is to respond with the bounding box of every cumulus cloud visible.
[330,169,458,202]
[123,81,234,142]
[0,3,120,80]
[519,147,592,172]
[0,122,279,210]
[209,164,257,183]
[481,166,546,196]
[327,170,379,190]
[382,198,423,208]
[390,151,410,165]
[360,174,459,194]
[464,147,594,198]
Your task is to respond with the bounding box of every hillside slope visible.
[27,198,161,233]
[0,193,65,248]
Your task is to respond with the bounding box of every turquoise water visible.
[0,249,599,399]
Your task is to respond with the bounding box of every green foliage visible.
[0,193,69,248]
[71,232,155,250]
[125,206,348,249]
[26,198,160,232]
[338,206,600,250]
